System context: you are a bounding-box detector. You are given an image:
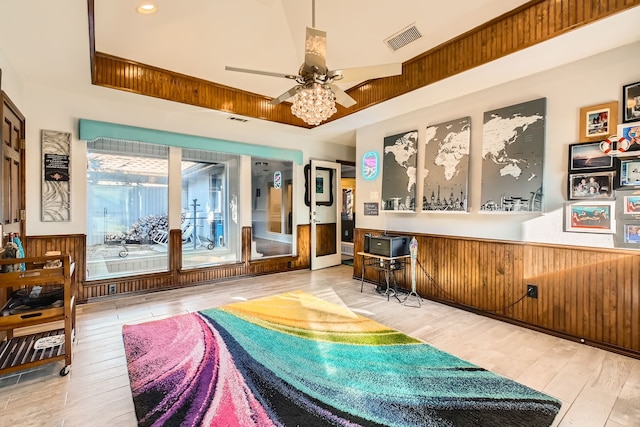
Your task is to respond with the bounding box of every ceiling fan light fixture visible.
[291,83,337,126]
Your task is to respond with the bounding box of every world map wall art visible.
[480,97,546,213]
[422,116,470,212]
[382,130,418,211]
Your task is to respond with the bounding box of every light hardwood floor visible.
[0,265,639,426]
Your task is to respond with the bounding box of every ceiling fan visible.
[225,0,402,124]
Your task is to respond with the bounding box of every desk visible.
[358,252,409,302]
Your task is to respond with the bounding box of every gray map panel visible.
[480,98,546,213]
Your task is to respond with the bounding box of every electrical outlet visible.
[108,284,117,295]
[527,284,538,298]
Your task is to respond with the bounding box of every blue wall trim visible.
[78,119,303,164]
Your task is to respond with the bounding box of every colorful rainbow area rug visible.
[122,291,561,426]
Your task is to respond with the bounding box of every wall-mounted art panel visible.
[422,117,470,212]
[382,130,418,212]
[480,98,546,213]
[42,129,71,222]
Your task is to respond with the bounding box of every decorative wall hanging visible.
[567,141,615,172]
[381,130,418,211]
[622,81,640,123]
[598,135,630,156]
[564,201,615,234]
[615,121,640,155]
[615,189,640,249]
[579,101,617,141]
[41,129,71,222]
[480,98,546,213]
[363,202,379,216]
[304,164,334,206]
[422,117,470,212]
[273,171,282,189]
[361,151,379,180]
[615,221,640,248]
[568,171,615,200]
[617,158,640,188]
[615,188,640,220]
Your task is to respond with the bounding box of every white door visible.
[310,160,341,270]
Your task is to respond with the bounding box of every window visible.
[251,158,294,259]
[86,140,168,279]
[181,149,240,269]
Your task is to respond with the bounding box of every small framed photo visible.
[303,164,334,206]
[615,189,640,219]
[622,81,640,123]
[615,221,640,248]
[565,201,615,234]
[579,101,617,141]
[616,121,640,154]
[568,171,614,200]
[568,141,614,172]
[617,158,640,188]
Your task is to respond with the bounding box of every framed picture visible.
[615,221,640,248]
[568,141,614,172]
[568,171,614,200]
[615,189,640,219]
[382,130,418,212]
[565,201,615,234]
[622,81,640,123]
[303,164,334,206]
[617,158,640,188]
[41,130,72,222]
[616,121,640,154]
[579,101,617,141]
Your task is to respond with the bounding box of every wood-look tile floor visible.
[0,265,638,426]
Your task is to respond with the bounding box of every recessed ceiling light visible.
[137,3,157,14]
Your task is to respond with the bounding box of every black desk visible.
[358,252,409,302]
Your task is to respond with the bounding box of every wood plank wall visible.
[354,228,640,358]
[88,0,640,127]
[25,226,639,357]
[25,225,311,303]
[316,223,337,257]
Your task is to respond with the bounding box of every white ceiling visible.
[1,1,639,146]
[94,0,531,99]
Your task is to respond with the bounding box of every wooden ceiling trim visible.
[88,0,640,127]
[327,0,639,121]
[92,51,312,128]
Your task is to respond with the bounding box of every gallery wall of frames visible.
[565,79,640,248]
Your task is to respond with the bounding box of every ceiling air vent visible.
[384,24,422,52]
[228,116,248,122]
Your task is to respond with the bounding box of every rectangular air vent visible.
[228,116,248,122]
[384,24,422,52]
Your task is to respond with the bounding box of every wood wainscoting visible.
[354,229,640,359]
[24,225,311,303]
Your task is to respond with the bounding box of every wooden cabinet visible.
[0,254,75,376]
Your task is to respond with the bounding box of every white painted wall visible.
[356,41,640,248]
[1,37,637,248]
[0,49,23,105]
[0,63,354,236]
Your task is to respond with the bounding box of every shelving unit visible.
[0,254,75,376]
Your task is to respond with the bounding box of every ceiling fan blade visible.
[329,63,402,82]
[304,27,327,73]
[270,86,301,106]
[225,66,298,80]
[330,84,357,108]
